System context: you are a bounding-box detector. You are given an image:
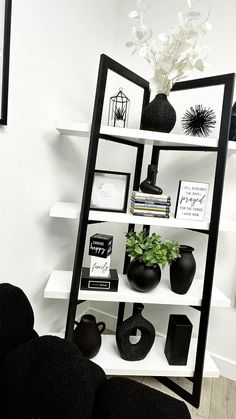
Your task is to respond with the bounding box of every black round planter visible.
[127,260,161,292]
[73,314,105,359]
[170,245,196,294]
[116,303,155,361]
[141,93,176,133]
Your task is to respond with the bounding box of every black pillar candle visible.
[164,314,193,366]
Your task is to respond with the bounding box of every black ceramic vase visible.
[141,94,176,133]
[164,314,193,365]
[127,260,161,292]
[170,245,196,294]
[116,303,155,361]
[73,314,105,359]
[139,164,163,195]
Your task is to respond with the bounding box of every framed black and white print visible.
[90,170,130,213]
[0,0,11,125]
[175,180,209,221]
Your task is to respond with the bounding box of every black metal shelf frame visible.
[64,53,235,408]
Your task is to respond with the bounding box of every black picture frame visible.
[0,0,12,125]
[90,170,130,213]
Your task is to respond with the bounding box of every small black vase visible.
[139,164,163,195]
[127,260,161,292]
[73,314,105,359]
[170,245,196,294]
[141,94,176,133]
[116,303,155,361]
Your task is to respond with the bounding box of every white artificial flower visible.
[126,0,212,95]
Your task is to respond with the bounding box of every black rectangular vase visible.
[164,314,193,365]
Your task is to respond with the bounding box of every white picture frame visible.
[175,180,209,221]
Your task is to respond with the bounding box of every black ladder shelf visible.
[64,54,234,408]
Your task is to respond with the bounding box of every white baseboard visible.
[88,306,117,331]
[210,353,236,381]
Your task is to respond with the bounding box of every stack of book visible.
[130,191,171,218]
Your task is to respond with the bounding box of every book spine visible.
[130,209,170,218]
[131,200,171,208]
[131,210,170,216]
[131,196,171,204]
[131,206,170,214]
[131,204,170,212]
[132,192,171,200]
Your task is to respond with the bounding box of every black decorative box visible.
[80,267,118,292]
[89,234,113,258]
[164,314,193,365]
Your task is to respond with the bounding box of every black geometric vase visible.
[170,245,196,295]
[116,303,155,361]
[141,93,176,133]
[164,314,193,365]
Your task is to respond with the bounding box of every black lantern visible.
[108,88,130,128]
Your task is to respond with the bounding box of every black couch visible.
[0,283,191,418]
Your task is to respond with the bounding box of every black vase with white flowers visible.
[125,230,180,293]
[141,94,176,133]
[126,1,212,133]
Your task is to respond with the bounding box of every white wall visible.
[0,0,236,378]
[0,0,119,334]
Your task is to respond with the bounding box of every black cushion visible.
[0,283,37,360]
[0,335,106,419]
[92,377,191,419]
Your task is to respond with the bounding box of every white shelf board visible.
[92,335,219,377]
[42,332,218,377]
[50,202,81,219]
[50,202,236,233]
[219,220,236,232]
[228,141,236,152]
[56,120,219,148]
[44,270,230,308]
[50,202,210,231]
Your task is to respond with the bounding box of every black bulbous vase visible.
[141,93,176,133]
[73,314,105,359]
[170,245,196,294]
[116,303,155,361]
[127,260,161,292]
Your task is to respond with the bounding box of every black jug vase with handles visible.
[73,314,106,359]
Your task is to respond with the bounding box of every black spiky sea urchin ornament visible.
[181,105,216,137]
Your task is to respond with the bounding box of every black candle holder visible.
[164,314,193,365]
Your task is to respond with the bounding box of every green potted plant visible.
[125,230,180,292]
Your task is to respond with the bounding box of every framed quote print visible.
[175,180,209,221]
